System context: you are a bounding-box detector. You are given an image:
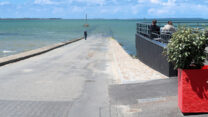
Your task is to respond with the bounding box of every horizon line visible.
[0,18,208,20]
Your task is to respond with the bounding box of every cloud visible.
[148,8,170,15]
[146,1,208,18]
[150,0,160,4]
[71,6,85,12]
[0,1,10,6]
[162,0,176,6]
[1,0,208,18]
[34,0,60,5]
[99,6,120,14]
[138,0,176,6]
[147,0,177,17]
[68,0,106,5]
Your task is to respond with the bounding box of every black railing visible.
[136,23,151,38]
[141,21,208,28]
[137,23,172,43]
[137,21,208,43]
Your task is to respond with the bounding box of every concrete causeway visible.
[0,35,113,117]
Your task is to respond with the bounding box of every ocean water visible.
[0,20,84,58]
[0,19,208,58]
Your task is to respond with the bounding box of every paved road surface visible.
[109,78,208,117]
[0,36,113,117]
[1,35,207,117]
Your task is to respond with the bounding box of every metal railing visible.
[136,21,208,43]
[136,23,151,38]
[140,21,208,28]
[136,23,173,43]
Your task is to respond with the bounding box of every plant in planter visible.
[164,26,208,113]
[165,27,207,69]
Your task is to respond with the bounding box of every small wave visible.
[2,50,16,53]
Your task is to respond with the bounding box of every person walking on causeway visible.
[84,31,87,40]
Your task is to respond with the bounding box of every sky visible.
[0,0,208,19]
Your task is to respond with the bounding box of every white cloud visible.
[34,0,59,5]
[150,0,176,6]
[148,8,169,15]
[162,0,176,6]
[68,0,106,5]
[147,0,177,16]
[138,0,176,6]
[3,0,208,18]
[146,1,208,18]
[150,0,160,4]
[99,6,120,14]
[0,1,10,6]
[71,6,85,12]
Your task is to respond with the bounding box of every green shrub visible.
[164,27,208,69]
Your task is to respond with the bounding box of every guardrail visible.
[140,21,208,28]
[136,23,151,38]
[136,23,173,43]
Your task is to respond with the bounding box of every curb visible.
[0,37,83,67]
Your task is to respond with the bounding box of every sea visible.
[0,19,208,58]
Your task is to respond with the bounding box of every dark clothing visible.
[84,31,87,40]
[150,25,160,39]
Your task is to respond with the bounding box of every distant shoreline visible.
[0,18,207,20]
[0,18,63,20]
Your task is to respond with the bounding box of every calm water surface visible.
[0,19,207,58]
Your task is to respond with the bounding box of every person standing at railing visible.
[150,20,160,39]
[162,21,176,33]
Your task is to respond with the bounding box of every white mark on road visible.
[137,97,166,104]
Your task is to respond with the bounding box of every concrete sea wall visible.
[0,38,83,67]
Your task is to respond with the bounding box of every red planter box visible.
[178,66,208,113]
